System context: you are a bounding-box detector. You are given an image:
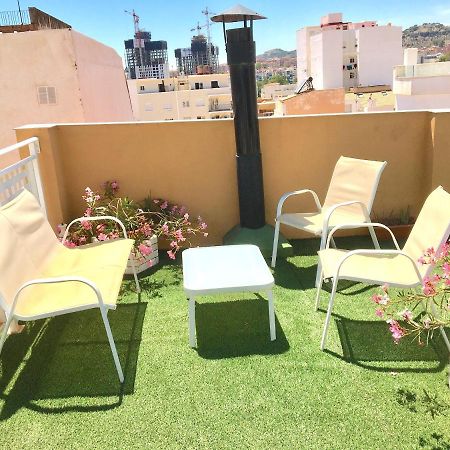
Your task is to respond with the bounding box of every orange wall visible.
[15,110,449,243]
[283,89,345,115]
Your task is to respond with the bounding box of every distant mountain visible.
[403,23,450,49]
[257,48,296,60]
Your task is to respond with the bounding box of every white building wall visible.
[321,30,344,89]
[396,94,450,111]
[357,26,403,87]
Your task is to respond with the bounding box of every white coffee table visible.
[182,244,276,348]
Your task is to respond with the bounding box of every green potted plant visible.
[60,181,208,274]
[372,205,415,241]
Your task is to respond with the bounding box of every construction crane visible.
[190,7,215,70]
[124,9,145,78]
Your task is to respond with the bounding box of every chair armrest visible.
[333,249,422,283]
[276,189,321,219]
[326,222,401,250]
[62,216,128,244]
[11,276,105,318]
[322,201,371,232]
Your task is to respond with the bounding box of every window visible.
[211,80,219,88]
[37,86,56,104]
[182,101,190,108]
[195,82,203,90]
[350,58,355,64]
[140,85,145,91]
[350,72,355,79]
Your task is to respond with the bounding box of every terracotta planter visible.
[375,224,414,241]
[125,235,159,274]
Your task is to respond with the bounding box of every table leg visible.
[188,296,197,348]
[267,289,276,341]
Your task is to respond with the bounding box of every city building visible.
[297,13,403,90]
[0,7,133,167]
[124,31,169,79]
[393,61,450,110]
[128,74,232,121]
[260,83,298,100]
[175,34,219,75]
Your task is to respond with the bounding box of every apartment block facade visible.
[128,74,232,121]
[297,13,403,90]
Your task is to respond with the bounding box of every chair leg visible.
[271,220,281,268]
[368,225,380,249]
[0,313,14,356]
[99,306,124,383]
[267,289,276,341]
[314,269,324,311]
[188,296,197,348]
[320,277,338,350]
[129,255,141,293]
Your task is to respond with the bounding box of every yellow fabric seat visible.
[16,239,134,319]
[280,210,361,236]
[0,189,139,383]
[318,248,420,287]
[316,186,450,351]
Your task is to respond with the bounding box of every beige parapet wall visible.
[15,111,449,245]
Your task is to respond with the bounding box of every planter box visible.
[125,235,159,274]
[375,224,414,242]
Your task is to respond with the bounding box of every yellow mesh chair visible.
[271,156,387,274]
[0,189,140,382]
[316,186,450,351]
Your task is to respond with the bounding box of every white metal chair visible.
[316,186,450,352]
[0,189,140,383]
[271,156,387,277]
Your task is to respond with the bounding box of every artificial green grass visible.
[0,237,449,449]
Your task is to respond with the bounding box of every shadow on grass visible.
[122,257,182,298]
[419,432,450,449]
[195,297,290,359]
[324,315,449,373]
[0,300,147,419]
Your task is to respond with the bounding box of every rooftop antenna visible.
[124,9,144,79]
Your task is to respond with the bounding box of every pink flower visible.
[443,262,450,275]
[153,199,160,204]
[78,236,87,244]
[170,240,178,248]
[372,293,389,305]
[387,319,405,344]
[111,180,119,191]
[138,243,152,256]
[167,250,176,260]
[97,233,108,241]
[174,229,185,241]
[64,240,76,249]
[400,309,413,321]
[146,260,154,268]
[375,309,384,318]
[200,222,207,230]
[96,224,106,233]
[81,220,92,230]
[423,317,431,329]
[203,232,208,237]
[417,256,426,265]
[381,283,389,292]
[422,277,437,296]
[439,242,449,258]
[84,207,92,217]
[161,223,169,235]
[160,201,168,210]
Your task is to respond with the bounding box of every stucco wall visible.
[0,29,84,166]
[71,31,134,122]
[283,89,345,115]
[15,111,449,244]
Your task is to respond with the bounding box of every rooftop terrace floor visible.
[0,237,449,449]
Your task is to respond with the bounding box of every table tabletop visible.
[182,244,274,296]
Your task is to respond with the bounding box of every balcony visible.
[1,110,450,448]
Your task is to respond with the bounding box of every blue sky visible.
[4,0,450,66]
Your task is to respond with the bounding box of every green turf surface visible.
[0,237,449,449]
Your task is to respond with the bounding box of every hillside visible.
[257,48,296,60]
[403,23,450,49]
